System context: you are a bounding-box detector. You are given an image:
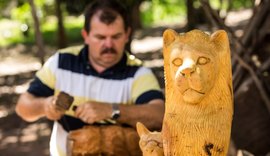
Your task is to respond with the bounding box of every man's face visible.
[82,12,130,72]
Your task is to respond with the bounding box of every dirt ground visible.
[0,55,52,155]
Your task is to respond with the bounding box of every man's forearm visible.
[117,99,165,131]
[16,92,48,122]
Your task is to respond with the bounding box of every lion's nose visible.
[179,58,195,77]
[181,67,195,76]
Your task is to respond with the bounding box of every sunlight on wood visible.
[22,123,49,134]
[251,55,262,67]
[0,61,41,76]
[2,136,18,144]
[143,59,164,68]
[0,130,2,140]
[19,123,51,142]
[131,37,163,53]
[235,30,244,37]
[20,134,38,142]
[0,109,9,118]
[0,83,29,94]
[225,9,252,26]
[255,0,261,6]
[14,84,29,94]
[40,128,51,137]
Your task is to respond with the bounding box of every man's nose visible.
[104,38,113,48]
[179,58,195,77]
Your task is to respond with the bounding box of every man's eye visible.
[112,34,121,39]
[172,58,183,66]
[197,57,210,65]
[96,36,105,40]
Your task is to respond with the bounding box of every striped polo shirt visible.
[27,45,164,156]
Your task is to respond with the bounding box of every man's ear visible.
[125,27,132,43]
[81,29,89,44]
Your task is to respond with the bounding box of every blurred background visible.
[0,0,269,155]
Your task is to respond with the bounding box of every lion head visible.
[163,29,231,104]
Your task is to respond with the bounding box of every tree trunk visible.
[29,0,45,64]
[126,0,143,53]
[131,1,142,31]
[186,0,196,30]
[55,0,67,48]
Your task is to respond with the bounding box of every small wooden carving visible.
[67,125,142,156]
[137,122,164,156]
[137,29,233,156]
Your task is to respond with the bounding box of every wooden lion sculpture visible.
[137,29,233,156]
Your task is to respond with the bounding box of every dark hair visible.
[84,0,130,33]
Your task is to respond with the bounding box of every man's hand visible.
[43,96,64,120]
[74,101,112,124]
[16,92,66,122]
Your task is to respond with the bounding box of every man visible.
[15,0,165,155]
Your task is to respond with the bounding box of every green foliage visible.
[64,17,84,43]
[231,0,254,9]
[65,0,92,15]
[0,0,257,47]
[209,0,254,10]
[41,16,83,45]
[0,19,23,46]
[10,0,56,24]
[11,2,31,22]
[140,0,186,27]
[0,0,11,18]
[0,0,82,47]
[0,16,83,47]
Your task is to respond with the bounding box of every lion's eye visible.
[172,58,183,66]
[197,57,210,65]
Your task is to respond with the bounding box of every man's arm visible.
[75,99,165,131]
[117,99,164,130]
[16,92,63,122]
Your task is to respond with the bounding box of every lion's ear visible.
[210,30,230,52]
[163,29,178,47]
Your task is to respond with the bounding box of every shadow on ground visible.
[0,71,53,156]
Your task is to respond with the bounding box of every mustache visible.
[101,48,117,54]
